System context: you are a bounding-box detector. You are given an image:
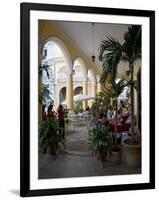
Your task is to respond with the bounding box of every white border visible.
[30,10,150,190]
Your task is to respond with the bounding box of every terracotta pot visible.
[123,140,141,168]
[111,149,121,164]
[41,148,47,154]
[47,145,56,155]
[96,151,106,161]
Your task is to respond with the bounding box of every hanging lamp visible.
[91,23,95,62]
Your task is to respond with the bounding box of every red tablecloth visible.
[110,120,130,133]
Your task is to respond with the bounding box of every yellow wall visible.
[39,20,101,76]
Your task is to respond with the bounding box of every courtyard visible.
[38,20,142,179]
[39,119,141,179]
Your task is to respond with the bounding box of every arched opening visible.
[74,86,83,96]
[73,58,87,83]
[42,37,72,72]
[73,57,87,79]
[41,38,72,109]
[74,86,83,112]
[59,87,66,104]
[73,58,87,110]
[88,69,96,92]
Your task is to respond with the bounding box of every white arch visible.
[42,37,73,72]
[73,57,87,79]
[73,84,83,89]
[58,87,67,104]
[73,86,83,94]
[57,85,67,95]
[73,85,83,91]
[59,87,66,96]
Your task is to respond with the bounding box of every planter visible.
[41,148,47,154]
[96,151,107,161]
[47,144,56,155]
[123,139,141,168]
[111,149,121,164]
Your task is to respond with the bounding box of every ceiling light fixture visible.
[91,23,95,62]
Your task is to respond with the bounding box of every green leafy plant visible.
[98,79,131,150]
[99,25,141,144]
[91,97,103,116]
[39,63,50,104]
[110,80,130,150]
[39,118,65,155]
[75,101,83,114]
[39,83,48,104]
[88,124,113,160]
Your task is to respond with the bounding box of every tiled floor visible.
[39,152,141,179]
[64,119,91,153]
[38,119,141,179]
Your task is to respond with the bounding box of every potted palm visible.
[109,80,131,164]
[88,124,113,161]
[39,117,65,155]
[99,80,130,164]
[99,25,141,167]
[91,97,103,117]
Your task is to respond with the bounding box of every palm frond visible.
[99,36,123,82]
[108,79,131,99]
[123,25,141,63]
[99,68,111,83]
[98,86,109,98]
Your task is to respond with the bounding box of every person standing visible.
[47,104,56,119]
[107,106,114,121]
[57,104,65,138]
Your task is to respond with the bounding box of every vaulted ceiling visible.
[54,21,130,74]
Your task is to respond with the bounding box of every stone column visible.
[92,83,97,97]
[83,78,88,110]
[66,71,74,111]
